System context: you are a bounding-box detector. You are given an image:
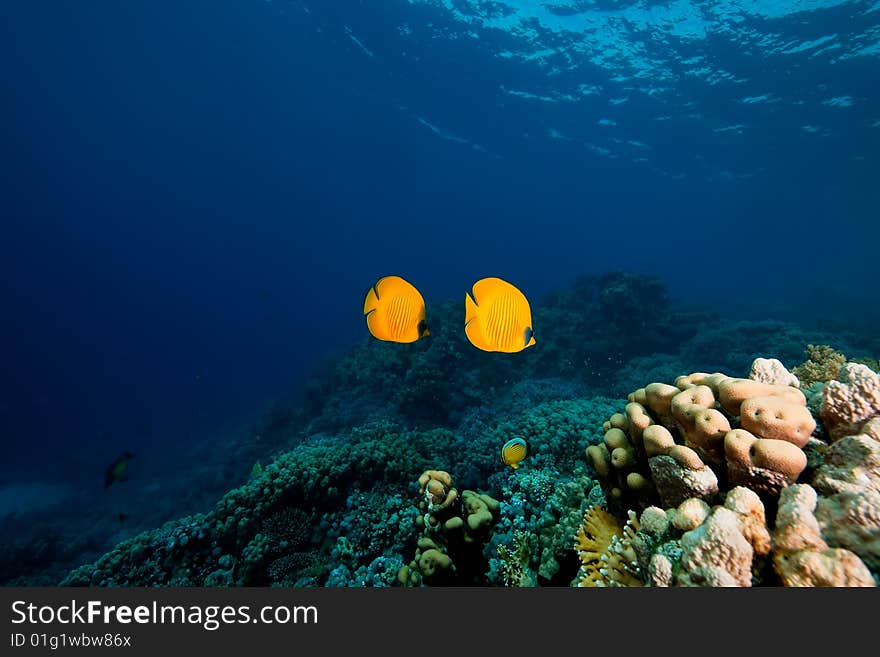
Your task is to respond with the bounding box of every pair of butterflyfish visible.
[362,275,535,353]
[363,275,534,470]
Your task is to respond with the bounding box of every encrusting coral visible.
[626,487,772,587]
[750,357,800,388]
[820,363,880,441]
[810,417,880,570]
[772,484,874,587]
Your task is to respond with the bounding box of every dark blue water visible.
[2,0,878,485]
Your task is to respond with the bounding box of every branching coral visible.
[792,344,846,388]
[497,530,537,587]
[574,505,642,587]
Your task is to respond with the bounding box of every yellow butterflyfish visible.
[501,437,530,469]
[464,277,535,353]
[363,275,429,343]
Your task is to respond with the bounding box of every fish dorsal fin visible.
[465,290,494,350]
[363,284,381,315]
[464,290,479,327]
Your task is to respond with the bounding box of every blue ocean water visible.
[1,1,878,585]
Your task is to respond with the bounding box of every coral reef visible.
[772,484,874,586]
[616,483,876,587]
[586,363,813,514]
[576,357,879,587]
[4,268,876,591]
[632,487,771,587]
[486,467,603,586]
[47,349,880,589]
[61,425,443,586]
[534,272,710,387]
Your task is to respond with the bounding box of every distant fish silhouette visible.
[118,512,129,523]
[104,451,134,490]
[135,422,153,438]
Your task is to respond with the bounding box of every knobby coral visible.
[399,469,501,586]
[575,357,878,587]
[586,362,813,514]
